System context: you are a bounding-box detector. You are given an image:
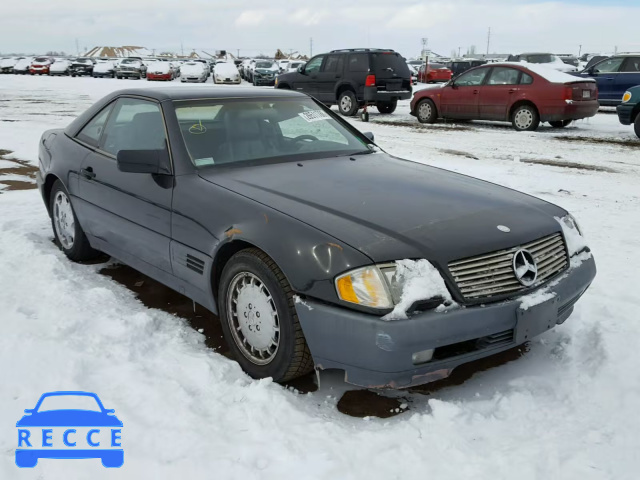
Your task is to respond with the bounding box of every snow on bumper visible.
[295,253,596,389]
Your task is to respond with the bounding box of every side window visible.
[323,55,344,73]
[348,54,369,72]
[76,104,113,147]
[486,67,520,85]
[621,57,640,73]
[100,98,167,157]
[520,73,534,85]
[455,68,489,86]
[593,57,624,73]
[304,56,324,74]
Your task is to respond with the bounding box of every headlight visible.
[622,91,632,103]
[336,265,393,309]
[556,214,587,256]
[335,260,452,315]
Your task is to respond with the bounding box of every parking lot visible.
[1,74,639,478]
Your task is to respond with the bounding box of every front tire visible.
[338,90,359,116]
[218,248,313,382]
[635,114,640,139]
[416,98,437,123]
[376,100,397,114]
[511,104,540,131]
[50,180,99,262]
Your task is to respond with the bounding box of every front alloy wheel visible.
[219,248,313,382]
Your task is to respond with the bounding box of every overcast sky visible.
[2,0,640,58]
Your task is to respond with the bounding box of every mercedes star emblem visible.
[513,249,538,286]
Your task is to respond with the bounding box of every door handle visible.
[473,90,479,94]
[80,167,96,180]
[508,89,516,93]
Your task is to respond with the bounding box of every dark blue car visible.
[575,54,640,105]
[16,391,123,468]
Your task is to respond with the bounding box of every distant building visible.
[84,46,152,58]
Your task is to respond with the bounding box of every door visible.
[589,57,625,102]
[77,97,174,273]
[315,54,344,102]
[440,67,489,119]
[478,67,522,120]
[292,55,324,97]
[615,57,640,103]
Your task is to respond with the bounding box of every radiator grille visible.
[448,233,568,300]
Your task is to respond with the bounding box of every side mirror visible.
[363,132,374,142]
[297,65,305,74]
[24,409,34,414]
[104,409,115,414]
[117,149,171,175]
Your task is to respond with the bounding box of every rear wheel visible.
[338,90,359,116]
[50,180,100,262]
[218,248,313,382]
[634,114,640,139]
[549,119,572,128]
[376,100,397,114]
[416,98,437,123]
[511,104,540,131]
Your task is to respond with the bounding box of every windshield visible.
[175,98,373,168]
[37,394,102,412]
[121,59,139,64]
[34,57,49,62]
[523,54,555,64]
[255,62,274,69]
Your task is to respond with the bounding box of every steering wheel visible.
[292,134,319,143]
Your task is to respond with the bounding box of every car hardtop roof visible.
[329,48,397,54]
[108,86,305,102]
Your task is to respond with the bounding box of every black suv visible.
[275,48,412,117]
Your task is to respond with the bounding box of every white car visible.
[277,59,290,73]
[0,57,20,73]
[213,62,241,84]
[92,60,116,78]
[287,61,306,73]
[509,53,578,73]
[13,57,34,74]
[49,59,71,76]
[181,61,209,83]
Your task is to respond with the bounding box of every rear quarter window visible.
[372,54,411,76]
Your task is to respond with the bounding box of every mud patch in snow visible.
[520,158,617,173]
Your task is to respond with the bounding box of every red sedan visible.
[418,63,452,83]
[410,63,598,131]
[29,57,53,75]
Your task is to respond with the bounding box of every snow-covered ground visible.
[1,75,639,479]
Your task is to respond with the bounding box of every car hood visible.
[16,410,122,427]
[199,154,566,264]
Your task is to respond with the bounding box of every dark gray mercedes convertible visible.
[36,87,596,388]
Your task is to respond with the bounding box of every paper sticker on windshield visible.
[299,110,330,122]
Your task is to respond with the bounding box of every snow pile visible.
[519,290,556,311]
[181,62,207,76]
[93,61,114,73]
[382,259,454,320]
[147,62,171,74]
[502,62,593,83]
[214,62,240,77]
[556,216,589,256]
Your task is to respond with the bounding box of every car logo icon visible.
[15,391,123,468]
[512,249,538,286]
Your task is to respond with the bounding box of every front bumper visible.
[616,104,634,125]
[295,254,596,389]
[253,77,275,85]
[118,71,141,77]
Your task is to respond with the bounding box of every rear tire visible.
[338,90,359,116]
[511,104,540,131]
[50,180,100,262]
[376,100,397,114]
[416,98,437,124]
[634,114,640,139]
[218,248,314,382]
[549,119,572,128]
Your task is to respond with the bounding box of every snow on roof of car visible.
[501,62,595,83]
